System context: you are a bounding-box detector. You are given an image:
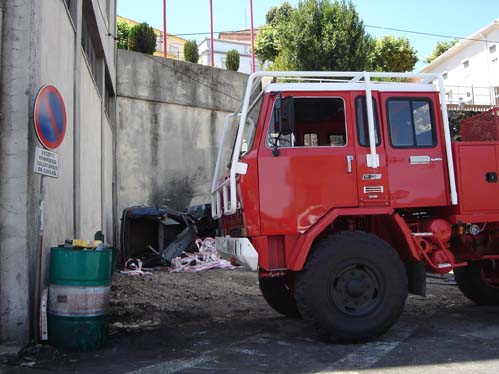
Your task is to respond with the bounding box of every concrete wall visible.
[116,50,247,220]
[0,0,116,346]
[0,0,33,345]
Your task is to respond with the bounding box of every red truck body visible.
[211,72,499,342]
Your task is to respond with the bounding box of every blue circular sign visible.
[34,85,67,149]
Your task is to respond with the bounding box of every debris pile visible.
[169,238,237,273]
[119,204,218,268]
[121,238,238,275]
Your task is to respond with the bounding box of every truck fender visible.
[286,208,422,271]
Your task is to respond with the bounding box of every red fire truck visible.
[211,71,499,342]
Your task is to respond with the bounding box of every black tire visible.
[259,270,301,318]
[454,261,499,305]
[295,231,408,343]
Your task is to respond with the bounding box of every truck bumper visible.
[215,236,258,271]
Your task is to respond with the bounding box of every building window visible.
[490,45,496,54]
[463,60,470,69]
[104,76,115,124]
[168,45,180,59]
[156,34,164,53]
[82,16,103,94]
[63,0,77,25]
[387,98,435,148]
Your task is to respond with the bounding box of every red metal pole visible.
[210,0,214,66]
[249,0,255,73]
[163,0,167,58]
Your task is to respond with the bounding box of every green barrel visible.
[48,247,112,352]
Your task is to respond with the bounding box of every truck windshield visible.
[239,92,262,158]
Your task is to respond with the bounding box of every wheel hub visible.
[346,279,367,297]
[329,263,382,317]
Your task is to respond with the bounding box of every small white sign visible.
[34,146,59,178]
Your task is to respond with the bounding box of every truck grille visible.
[364,186,384,193]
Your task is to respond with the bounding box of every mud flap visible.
[406,260,426,296]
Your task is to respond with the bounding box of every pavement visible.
[1,271,499,373]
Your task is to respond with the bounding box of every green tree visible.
[265,1,294,25]
[117,21,130,50]
[183,40,199,63]
[424,39,459,64]
[128,22,156,54]
[255,3,294,64]
[371,35,418,72]
[255,27,280,64]
[258,0,373,71]
[226,49,240,71]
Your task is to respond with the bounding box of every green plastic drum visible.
[48,247,112,352]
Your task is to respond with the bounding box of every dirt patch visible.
[110,269,273,331]
[3,271,477,373]
[110,269,469,333]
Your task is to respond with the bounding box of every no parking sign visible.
[33,85,67,150]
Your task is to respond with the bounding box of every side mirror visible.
[280,96,295,136]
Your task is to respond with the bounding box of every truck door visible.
[258,94,358,234]
[352,93,390,207]
[380,93,448,208]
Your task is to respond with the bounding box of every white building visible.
[198,38,264,74]
[420,19,499,109]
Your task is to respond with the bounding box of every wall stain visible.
[151,168,203,211]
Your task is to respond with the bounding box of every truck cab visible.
[211,72,499,342]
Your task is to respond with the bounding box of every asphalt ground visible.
[1,270,499,374]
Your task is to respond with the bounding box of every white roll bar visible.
[211,71,458,218]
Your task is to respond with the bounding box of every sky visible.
[117,0,499,71]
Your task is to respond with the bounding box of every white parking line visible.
[125,332,272,374]
[125,354,214,374]
[317,324,416,374]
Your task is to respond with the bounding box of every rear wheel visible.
[259,270,301,318]
[295,231,408,343]
[454,261,499,305]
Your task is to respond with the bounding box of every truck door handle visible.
[409,155,430,164]
[346,155,354,173]
[409,156,443,165]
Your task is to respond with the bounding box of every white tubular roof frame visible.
[211,71,457,218]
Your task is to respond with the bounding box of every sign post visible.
[32,84,66,343]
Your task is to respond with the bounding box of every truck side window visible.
[355,96,380,147]
[387,98,436,148]
[267,97,346,148]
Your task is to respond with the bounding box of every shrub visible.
[128,22,156,54]
[226,49,240,71]
[184,40,199,63]
[117,21,130,50]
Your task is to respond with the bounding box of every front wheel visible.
[454,261,499,305]
[295,231,408,343]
